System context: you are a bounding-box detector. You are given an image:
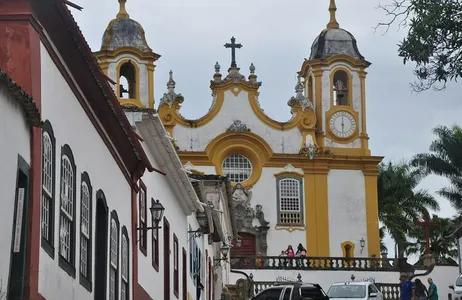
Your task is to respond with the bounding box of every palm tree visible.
[406,214,458,265]
[412,124,462,211]
[378,161,440,256]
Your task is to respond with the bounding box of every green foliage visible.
[406,214,459,265]
[411,124,462,211]
[378,161,439,249]
[377,0,462,91]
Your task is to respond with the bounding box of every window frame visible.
[276,175,304,225]
[173,234,179,298]
[182,248,187,300]
[58,144,77,278]
[79,172,93,291]
[109,211,120,300]
[121,226,130,300]
[41,120,56,258]
[222,154,253,183]
[139,180,147,256]
[152,198,159,271]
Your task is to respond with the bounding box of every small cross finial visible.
[117,0,130,19]
[327,0,339,29]
[224,36,243,69]
[249,63,255,74]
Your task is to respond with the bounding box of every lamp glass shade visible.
[220,243,230,258]
[150,199,165,224]
[360,238,365,248]
[236,237,242,248]
[196,212,207,228]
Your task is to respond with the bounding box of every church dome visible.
[309,28,363,60]
[309,0,364,61]
[100,0,151,52]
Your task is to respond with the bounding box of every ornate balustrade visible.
[230,256,401,271]
[375,283,400,300]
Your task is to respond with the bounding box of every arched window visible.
[121,227,130,300]
[307,75,314,102]
[341,241,355,258]
[119,62,137,99]
[277,177,304,225]
[222,154,253,183]
[80,172,92,290]
[109,212,120,300]
[333,70,349,106]
[41,120,56,257]
[59,144,77,277]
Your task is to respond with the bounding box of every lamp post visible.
[360,238,365,254]
[137,199,165,231]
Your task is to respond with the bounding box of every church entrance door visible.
[231,233,256,257]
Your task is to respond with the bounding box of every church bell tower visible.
[299,0,371,157]
[95,0,160,113]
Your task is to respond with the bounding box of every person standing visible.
[427,278,439,300]
[399,273,415,300]
[414,279,428,300]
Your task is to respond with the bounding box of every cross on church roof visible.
[415,210,440,255]
[224,36,242,69]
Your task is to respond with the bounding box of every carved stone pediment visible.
[227,120,251,133]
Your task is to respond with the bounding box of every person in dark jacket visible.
[414,279,428,300]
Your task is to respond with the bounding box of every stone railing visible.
[230,256,401,271]
[375,283,400,300]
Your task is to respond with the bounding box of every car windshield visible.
[328,285,366,298]
[456,277,462,286]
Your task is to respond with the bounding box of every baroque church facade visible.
[96,0,382,262]
[156,0,382,259]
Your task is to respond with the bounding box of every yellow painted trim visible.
[147,62,155,109]
[275,224,306,232]
[178,152,383,170]
[273,171,304,178]
[358,69,369,149]
[341,241,355,257]
[116,59,144,108]
[364,168,380,257]
[95,46,160,62]
[205,131,273,188]
[299,54,371,76]
[304,169,329,256]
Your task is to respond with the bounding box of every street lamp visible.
[360,238,365,253]
[137,199,165,231]
[220,243,230,259]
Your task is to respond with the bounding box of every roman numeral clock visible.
[328,110,357,139]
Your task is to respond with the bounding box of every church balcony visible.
[230,256,401,272]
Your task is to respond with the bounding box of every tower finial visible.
[117,0,130,19]
[327,0,339,29]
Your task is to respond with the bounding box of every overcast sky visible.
[72,0,462,259]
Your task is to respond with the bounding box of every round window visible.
[222,154,252,183]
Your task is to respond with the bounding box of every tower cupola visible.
[309,0,364,60]
[95,0,160,114]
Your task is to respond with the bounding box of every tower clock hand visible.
[341,116,345,132]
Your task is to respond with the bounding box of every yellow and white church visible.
[96,0,382,259]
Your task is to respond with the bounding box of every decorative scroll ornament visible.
[287,75,313,111]
[159,70,184,107]
[227,120,251,133]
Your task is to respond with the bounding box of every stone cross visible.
[414,210,439,254]
[224,36,242,68]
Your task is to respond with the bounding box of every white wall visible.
[230,265,460,295]
[251,167,307,255]
[136,139,191,300]
[0,83,31,289]
[39,42,133,300]
[328,170,368,257]
[173,89,301,153]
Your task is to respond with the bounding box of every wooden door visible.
[230,233,256,257]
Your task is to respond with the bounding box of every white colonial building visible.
[0,0,236,300]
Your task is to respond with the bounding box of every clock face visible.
[329,111,357,138]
